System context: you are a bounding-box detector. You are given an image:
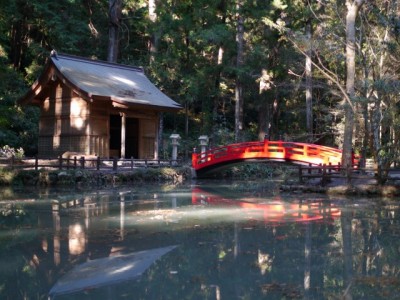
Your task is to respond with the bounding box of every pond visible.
[0,181,400,299]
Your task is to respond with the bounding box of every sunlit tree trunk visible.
[342,0,364,178]
[371,24,391,184]
[305,20,313,143]
[258,70,274,140]
[235,0,244,142]
[107,0,122,63]
[149,0,158,64]
[359,49,369,170]
[148,0,163,158]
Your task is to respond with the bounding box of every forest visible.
[0,0,399,182]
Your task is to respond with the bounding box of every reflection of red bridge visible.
[192,188,341,224]
[192,140,350,177]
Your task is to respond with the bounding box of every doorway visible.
[109,115,139,158]
[126,117,139,158]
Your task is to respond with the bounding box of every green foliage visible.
[0,57,39,154]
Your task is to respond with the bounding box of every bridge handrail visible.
[192,140,345,170]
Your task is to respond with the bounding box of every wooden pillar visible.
[120,112,126,159]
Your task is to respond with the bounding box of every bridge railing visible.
[192,140,345,170]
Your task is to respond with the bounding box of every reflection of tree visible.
[361,210,381,276]
[341,208,353,298]
[350,204,400,298]
[304,222,311,299]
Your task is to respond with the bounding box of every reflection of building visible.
[68,223,85,255]
[46,194,118,268]
[45,190,151,266]
[19,52,181,158]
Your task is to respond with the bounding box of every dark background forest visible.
[0,0,399,176]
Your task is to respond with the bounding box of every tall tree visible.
[108,0,122,62]
[342,0,364,171]
[305,19,313,142]
[235,0,244,142]
[148,0,164,157]
[148,0,158,64]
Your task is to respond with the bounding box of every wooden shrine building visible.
[18,52,181,159]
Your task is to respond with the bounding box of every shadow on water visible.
[0,182,400,299]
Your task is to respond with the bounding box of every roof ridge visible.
[51,52,144,73]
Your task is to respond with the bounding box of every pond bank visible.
[280,178,400,197]
[2,166,400,197]
[0,167,192,187]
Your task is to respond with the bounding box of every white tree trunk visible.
[342,0,364,171]
[305,20,313,142]
[235,0,244,142]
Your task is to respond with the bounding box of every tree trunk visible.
[235,0,244,142]
[149,0,163,157]
[342,0,364,176]
[107,0,122,63]
[212,46,224,142]
[258,70,274,140]
[148,0,158,64]
[305,20,313,143]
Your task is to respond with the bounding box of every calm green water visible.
[0,182,399,300]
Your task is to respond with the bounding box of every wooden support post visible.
[308,163,312,174]
[97,156,100,171]
[131,157,134,169]
[35,156,38,171]
[113,157,118,171]
[80,156,85,169]
[322,164,327,186]
[121,112,126,159]
[299,165,303,184]
[328,162,332,173]
[74,156,77,169]
[10,155,14,170]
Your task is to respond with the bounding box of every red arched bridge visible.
[192,140,353,178]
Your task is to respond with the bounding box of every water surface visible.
[0,182,399,299]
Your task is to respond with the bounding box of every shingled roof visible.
[19,52,182,111]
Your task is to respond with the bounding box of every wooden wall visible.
[37,80,160,159]
[38,82,90,157]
